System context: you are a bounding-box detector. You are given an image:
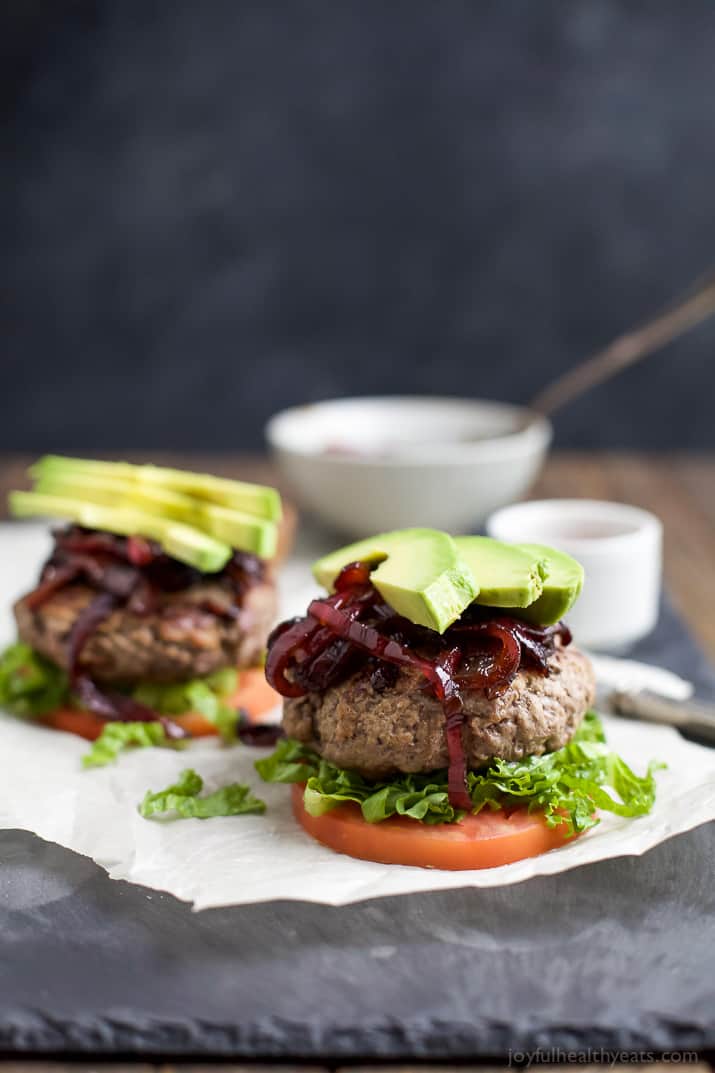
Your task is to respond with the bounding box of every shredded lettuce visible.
[256,712,662,834]
[133,668,241,741]
[82,721,176,767]
[138,767,266,820]
[0,644,242,742]
[0,642,69,716]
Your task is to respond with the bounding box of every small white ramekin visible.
[486,499,663,651]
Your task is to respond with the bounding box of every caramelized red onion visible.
[237,722,284,747]
[39,526,266,606]
[23,525,267,734]
[28,526,266,620]
[24,562,81,609]
[265,561,572,808]
[66,591,118,684]
[62,590,180,730]
[73,671,171,723]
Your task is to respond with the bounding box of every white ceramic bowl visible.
[486,499,663,651]
[266,396,552,537]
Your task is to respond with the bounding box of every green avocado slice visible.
[453,536,547,608]
[30,455,282,522]
[9,491,232,573]
[33,471,277,560]
[513,543,584,625]
[312,528,478,634]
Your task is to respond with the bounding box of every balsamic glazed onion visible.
[24,526,266,735]
[265,562,572,809]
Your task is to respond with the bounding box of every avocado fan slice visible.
[512,543,584,625]
[313,530,584,632]
[30,455,282,523]
[32,470,277,560]
[453,536,547,608]
[312,528,478,634]
[9,491,232,573]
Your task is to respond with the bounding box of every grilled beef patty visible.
[14,579,277,684]
[283,644,595,776]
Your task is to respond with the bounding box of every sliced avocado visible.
[313,528,478,634]
[33,471,277,559]
[195,502,277,559]
[9,491,231,573]
[30,455,282,522]
[514,543,584,625]
[454,536,547,608]
[34,470,192,515]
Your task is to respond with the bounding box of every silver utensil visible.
[609,690,715,744]
[531,268,715,416]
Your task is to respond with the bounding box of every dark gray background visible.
[3,0,715,452]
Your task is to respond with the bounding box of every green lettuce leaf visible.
[82,721,175,768]
[0,642,70,716]
[256,711,662,833]
[139,767,266,820]
[0,644,242,744]
[132,668,241,741]
[256,738,463,825]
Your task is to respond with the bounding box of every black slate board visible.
[1,597,714,1060]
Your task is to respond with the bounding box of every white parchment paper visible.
[1,521,714,910]
[1,708,714,910]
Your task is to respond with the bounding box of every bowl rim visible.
[265,395,552,466]
[487,498,663,555]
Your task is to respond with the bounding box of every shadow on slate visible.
[0,595,713,1059]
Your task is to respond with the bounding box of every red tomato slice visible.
[39,667,280,741]
[291,783,580,870]
[229,667,281,723]
[39,707,107,741]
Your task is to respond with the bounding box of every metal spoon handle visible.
[531,270,715,417]
[610,689,715,744]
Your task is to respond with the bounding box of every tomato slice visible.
[291,783,579,870]
[165,669,281,738]
[229,667,281,723]
[39,707,108,741]
[39,667,281,741]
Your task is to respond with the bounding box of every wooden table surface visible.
[2,451,713,658]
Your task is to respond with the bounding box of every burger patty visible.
[14,580,277,684]
[283,644,596,776]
